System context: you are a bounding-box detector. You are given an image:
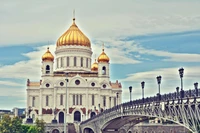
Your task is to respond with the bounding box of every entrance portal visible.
[52,129,60,133]
[74,111,81,122]
[59,112,64,123]
[90,112,96,118]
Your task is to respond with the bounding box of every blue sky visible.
[1,0,200,110]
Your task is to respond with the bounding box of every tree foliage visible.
[0,114,45,133]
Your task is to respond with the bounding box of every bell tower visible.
[41,47,54,75]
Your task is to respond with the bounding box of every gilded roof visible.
[56,18,91,47]
[98,48,109,63]
[42,47,54,62]
[91,59,98,71]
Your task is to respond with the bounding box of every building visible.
[26,16,122,125]
[12,107,25,117]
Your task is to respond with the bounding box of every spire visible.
[102,43,104,51]
[73,9,75,22]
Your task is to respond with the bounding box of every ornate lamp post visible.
[176,87,179,99]
[109,97,111,108]
[129,86,132,102]
[194,82,198,97]
[141,81,145,102]
[179,68,184,90]
[116,92,119,106]
[156,76,162,101]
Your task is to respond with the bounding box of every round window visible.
[60,82,64,86]
[75,80,80,85]
[91,82,95,87]
[46,83,50,88]
[103,84,106,88]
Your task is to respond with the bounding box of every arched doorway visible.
[74,111,81,122]
[52,129,60,133]
[59,112,64,123]
[90,112,96,118]
[84,128,94,133]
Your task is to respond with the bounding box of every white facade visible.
[26,18,122,124]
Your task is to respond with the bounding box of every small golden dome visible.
[42,47,54,61]
[91,59,98,71]
[98,48,110,63]
[56,18,91,47]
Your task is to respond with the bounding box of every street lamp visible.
[109,97,111,108]
[179,68,184,90]
[194,82,198,97]
[156,76,162,101]
[116,92,119,106]
[141,81,145,102]
[176,87,179,99]
[129,86,132,102]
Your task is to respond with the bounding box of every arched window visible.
[60,57,63,67]
[76,95,79,105]
[86,58,88,68]
[46,65,50,74]
[80,57,83,67]
[32,97,35,107]
[67,57,69,67]
[60,94,63,105]
[73,95,75,105]
[59,112,64,123]
[92,95,95,105]
[103,96,106,107]
[46,95,49,106]
[90,112,96,118]
[102,66,106,75]
[74,111,81,122]
[74,57,77,66]
[80,95,82,105]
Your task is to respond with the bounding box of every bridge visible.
[80,87,200,133]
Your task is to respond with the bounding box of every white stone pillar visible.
[39,89,42,120]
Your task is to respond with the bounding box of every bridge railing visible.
[81,88,199,125]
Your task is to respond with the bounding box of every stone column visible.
[39,89,42,120]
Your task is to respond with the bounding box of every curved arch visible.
[58,112,64,123]
[55,79,66,87]
[68,76,87,87]
[99,80,110,88]
[88,79,99,87]
[101,113,192,133]
[74,111,81,122]
[51,128,60,133]
[30,110,38,121]
[83,127,94,133]
[46,65,50,74]
[42,79,52,88]
[90,112,96,118]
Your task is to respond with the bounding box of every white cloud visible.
[0,81,24,87]
[1,0,200,45]
[0,87,25,97]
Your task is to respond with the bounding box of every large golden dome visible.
[91,59,98,71]
[42,47,54,61]
[98,48,110,63]
[56,18,91,47]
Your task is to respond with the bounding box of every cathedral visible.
[26,16,122,124]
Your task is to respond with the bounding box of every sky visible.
[1,0,200,110]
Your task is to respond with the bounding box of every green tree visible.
[0,114,12,133]
[10,116,22,133]
[21,125,31,133]
[27,125,38,133]
[35,118,45,133]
